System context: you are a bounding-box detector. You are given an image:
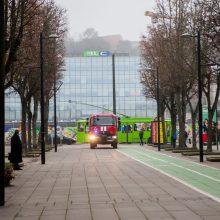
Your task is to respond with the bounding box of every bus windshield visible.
[92,116,116,126]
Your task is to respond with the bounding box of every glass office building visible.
[5,55,157,122]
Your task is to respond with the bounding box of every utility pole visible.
[112,54,116,115]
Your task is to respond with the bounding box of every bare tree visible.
[141,0,196,147]
[4,0,45,88]
[195,0,220,151]
[141,0,220,152]
[9,0,66,151]
[39,0,67,144]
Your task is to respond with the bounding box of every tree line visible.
[140,0,220,151]
[65,28,139,56]
[0,0,67,152]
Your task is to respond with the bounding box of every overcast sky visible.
[54,0,156,41]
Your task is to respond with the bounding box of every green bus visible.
[76,117,172,144]
[117,117,171,144]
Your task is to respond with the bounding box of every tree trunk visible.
[177,91,184,147]
[161,105,166,143]
[32,97,38,148]
[27,101,32,151]
[177,88,187,148]
[161,113,166,143]
[166,93,177,143]
[188,101,198,150]
[21,99,27,153]
[44,98,49,145]
[170,112,177,137]
[169,96,177,138]
[191,112,197,149]
[207,110,215,152]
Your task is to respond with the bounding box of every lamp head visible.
[48,34,59,39]
[181,33,197,38]
[144,11,156,17]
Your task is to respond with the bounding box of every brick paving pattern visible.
[1,144,220,220]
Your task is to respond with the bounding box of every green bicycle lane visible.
[118,146,220,202]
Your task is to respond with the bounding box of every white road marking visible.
[117,148,220,204]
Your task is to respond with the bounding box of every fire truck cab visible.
[87,114,120,149]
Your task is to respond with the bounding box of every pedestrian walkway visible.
[1,144,220,220]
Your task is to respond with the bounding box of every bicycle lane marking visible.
[147,149,220,178]
[132,148,220,183]
[121,147,220,191]
[117,147,220,203]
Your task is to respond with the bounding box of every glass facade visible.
[5,89,21,122]
[5,56,157,122]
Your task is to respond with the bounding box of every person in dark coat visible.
[139,127,144,146]
[184,130,188,147]
[10,130,23,170]
[171,132,177,148]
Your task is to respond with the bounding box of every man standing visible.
[10,130,22,170]
[139,126,144,146]
[171,132,177,148]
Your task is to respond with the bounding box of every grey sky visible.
[54,0,156,41]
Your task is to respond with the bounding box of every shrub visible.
[5,163,15,186]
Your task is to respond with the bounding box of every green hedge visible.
[182,151,220,156]
[206,157,220,162]
[5,163,15,186]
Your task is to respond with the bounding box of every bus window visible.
[86,118,89,126]
[136,123,144,131]
[78,123,84,132]
[86,126,90,133]
[146,122,151,131]
[92,116,115,126]
[126,124,132,133]
[134,124,137,131]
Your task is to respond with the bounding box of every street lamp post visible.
[181,30,203,162]
[156,66,161,151]
[197,31,203,162]
[51,41,60,153]
[40,32,45,164]
[40,32,59,163]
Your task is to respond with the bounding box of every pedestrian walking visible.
[139,126,144,146]
[10,129,23,170]
[171,132,177,148]
[188,130,192,144]
[184,130,188,147]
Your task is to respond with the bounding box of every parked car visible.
[63,135,77,145]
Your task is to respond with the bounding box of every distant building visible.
[65,34,139,57]
[5,55,157,122]
[101,34,123,50]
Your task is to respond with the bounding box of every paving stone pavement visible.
[1,144,220,220]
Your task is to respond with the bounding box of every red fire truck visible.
[87,113,120,149]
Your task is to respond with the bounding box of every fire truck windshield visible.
[92,116,116,126]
